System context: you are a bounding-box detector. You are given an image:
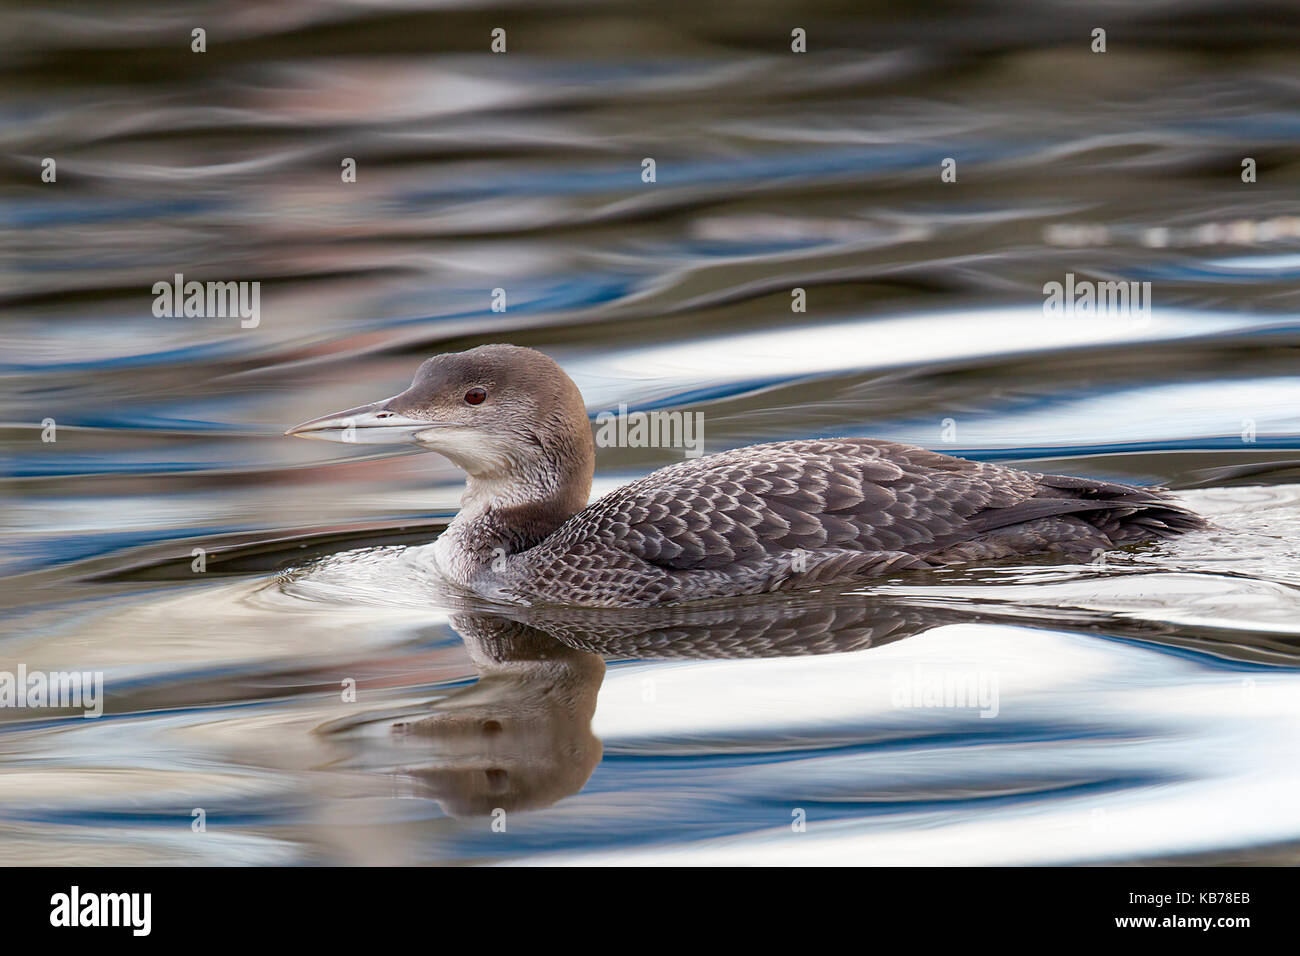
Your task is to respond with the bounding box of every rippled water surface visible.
[4,0,1300,865]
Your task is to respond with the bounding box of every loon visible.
[286,344,1205,607]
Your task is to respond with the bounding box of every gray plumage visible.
[484,438,1205,607]
[288,344,1207,609]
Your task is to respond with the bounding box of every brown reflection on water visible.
[359,595,992,817]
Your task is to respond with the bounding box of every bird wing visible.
[571,439,1082,572]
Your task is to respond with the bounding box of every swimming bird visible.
[286,344,1205,607]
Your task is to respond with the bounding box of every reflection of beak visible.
[285,400,454,445]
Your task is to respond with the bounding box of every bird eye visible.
[464,387,487,405]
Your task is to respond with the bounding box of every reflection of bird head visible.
[394,614,604,818]
[394,593,966,817]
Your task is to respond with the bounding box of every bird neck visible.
[435,427,594,583]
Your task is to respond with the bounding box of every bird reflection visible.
[393,613,604,818]
[393,593,969,817]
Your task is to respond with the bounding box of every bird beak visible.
[285,400,450,445]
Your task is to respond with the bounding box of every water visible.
[3,0,1300,865]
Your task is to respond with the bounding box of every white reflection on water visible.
[535,625,1300,866]
[566,308,1299,409]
